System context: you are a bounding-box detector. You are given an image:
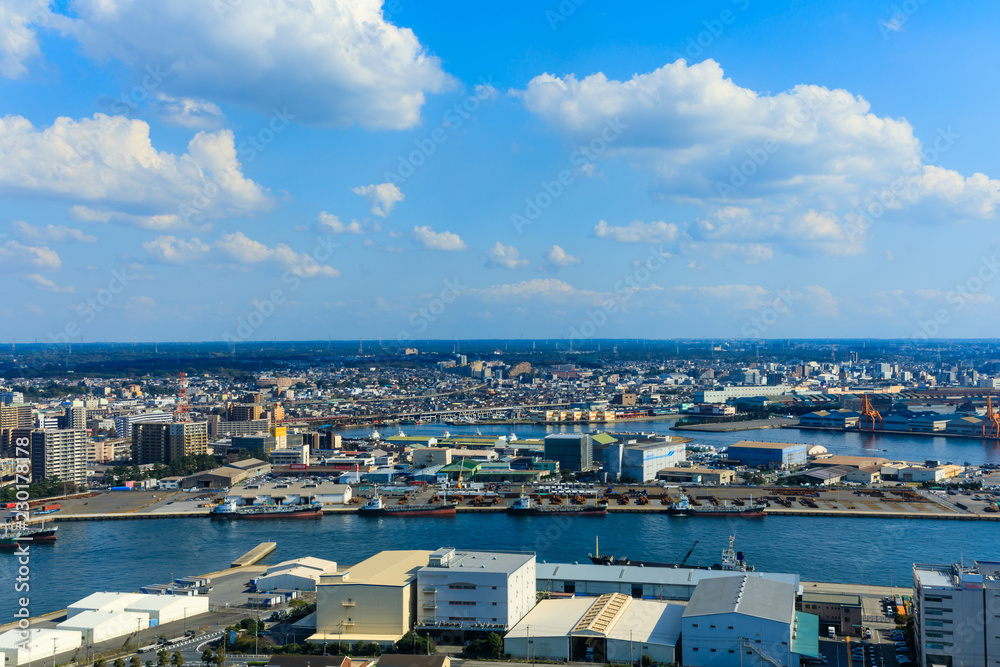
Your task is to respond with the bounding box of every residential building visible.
[114,411,172,439]
[913,561,1000,667]
[0,404,33,429]
[228,403,264,422]
[416,548,535,632]
[63,406,87,430]
[30,428,87,485]
[132,421,208,465]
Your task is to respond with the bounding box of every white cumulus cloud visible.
[317,212,363,234]
[0,239,61,271]
[352,182,404,217]
[0,114,273,229]
[0,0,49,78]
[25,273,74,293]
[12,221,97,243]
[153,93,226,130]
[60,0,453,129]
[412,225,467,251]
[517,59,1000,255]
[144,232,339,278]
[543,245,581,269]
[486,242,528,269]
[142,236,211,263]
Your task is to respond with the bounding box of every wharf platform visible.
[232,541,277,567]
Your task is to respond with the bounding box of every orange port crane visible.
[983,396,1000,438]
[858,394,882,431]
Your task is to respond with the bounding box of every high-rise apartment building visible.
[30,428,88,485]
[0,404,33,429]
[113,411,173,439]
[227,404,264,422]
[132,421,208,465]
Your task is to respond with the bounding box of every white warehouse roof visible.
[683,574,795,624]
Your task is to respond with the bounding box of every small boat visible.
[666,494,766,517]
[0,522,58,550]
[506,490,608,516]
[357,495,458,517]
[588,535,753,571]
[210,500,323,519]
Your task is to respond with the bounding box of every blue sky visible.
[2,0,1000,344]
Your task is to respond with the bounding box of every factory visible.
[224,480,352,506]
[605,437,686,482]
[726,441,808,469]
[255,557,338,592]
[536,562,800,601]
[504,593,683,664]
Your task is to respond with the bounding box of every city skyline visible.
[3,1,1000,342]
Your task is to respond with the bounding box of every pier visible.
[231,542,277,568]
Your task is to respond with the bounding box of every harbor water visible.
[3,512,998,618]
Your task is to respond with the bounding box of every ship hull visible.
[507,506,607,516]
[667,508,766,517]
[0,529,58,549]
[358,504,457,517]
[588,556,714,569]
[211,507,323,519]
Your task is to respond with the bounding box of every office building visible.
[913,561,1000,667]
[30,428,87,485]
[543,434,593,472]
[681,575,818,667]
[726,441,808,469]
[416,548,535,632]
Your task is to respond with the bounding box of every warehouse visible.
[68,592,146,618]
[657,467,735,485]
[256,557,337,592]
[607,440,686,482]
[536,563,800,601]
[58,610,150,643]
[124,595,209,624]
[504,593,683,664]
[0,629,82,666]
[726,441,808,469]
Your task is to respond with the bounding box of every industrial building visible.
[504,593,683,664]
[415,548,535,632]
[681,575,818,667]
[798,592,862,637]
[536,563,800,601]
[57,610,150,643]
[225,479,350,506]
[313,550,433,647]
[256,557,337,592]
[657,467,736,485]
[181,458,271,489]
[543,434,593,471]
[68,592,208,625]
[913,560,1000,667]
[726,441,808,469]
[0,628,82,666]
[694,385,791,403]
[606,439,685,482]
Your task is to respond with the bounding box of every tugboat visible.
[357,495,458,517]
[506,489,608,516]
[210,499,324,519]
[666,494,766,517]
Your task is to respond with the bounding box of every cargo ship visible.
[210,500,323,519]
[357,495,458,517]
[0,523,58,550]
[666,494,766,517]
[506,492,608,516]
[589,535,753,572]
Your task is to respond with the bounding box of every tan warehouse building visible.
[312,550,433,647]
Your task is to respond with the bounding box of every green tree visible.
[156,649,168,666]
[114,658,125,667]
[641,655,654,667]
[95,658,107,667]
[130,655,141,667]
[171,652,183,667]
[200,650,213,667]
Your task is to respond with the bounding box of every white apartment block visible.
[416,548,535,632]
[913,561,1000,667]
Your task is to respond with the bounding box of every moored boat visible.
[357,495,458,517]
[666,494,766,517]
[0,523,58,550]
[588,534,754,571]
[506,491,608,516]
[210,500,323,519]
